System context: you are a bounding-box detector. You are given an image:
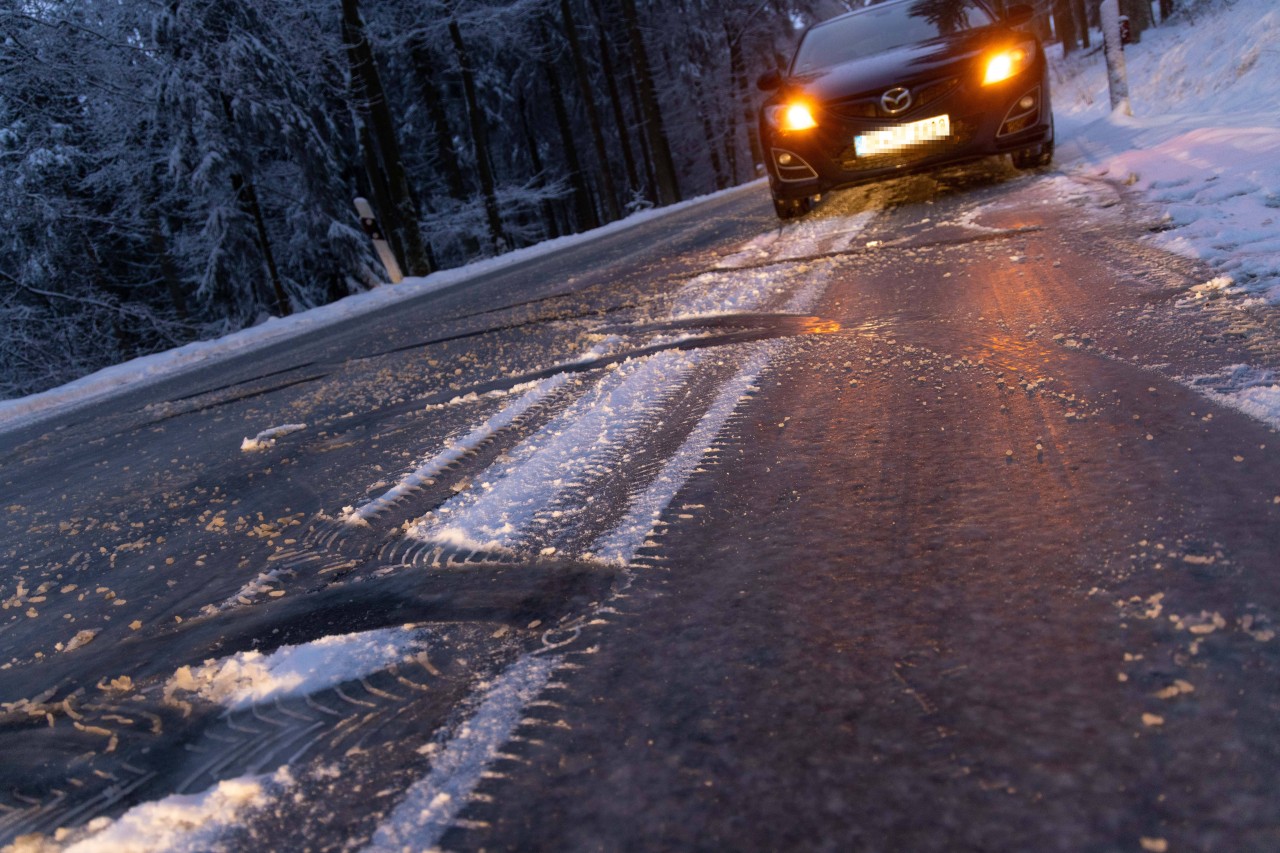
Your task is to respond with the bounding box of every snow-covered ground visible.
[1054,0,1279,299]
[0,0,1276,435]
[1051,0,1280,423]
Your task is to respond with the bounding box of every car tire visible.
[773,195,812,221]
[1012,116,1055,170]
[1012,140,1053,169]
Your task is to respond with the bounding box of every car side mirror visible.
[1004,3,1033,26]
[757,69,782,91]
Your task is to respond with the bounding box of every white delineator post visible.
[1100,0,1133,116]
[354,197,404,283]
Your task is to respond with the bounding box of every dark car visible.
[757,0,1053,219]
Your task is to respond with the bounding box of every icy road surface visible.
[3,162,1280,851]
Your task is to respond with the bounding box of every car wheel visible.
[1012,117,1055,169]
[773,195,812,221]
[1012,141,1053,169]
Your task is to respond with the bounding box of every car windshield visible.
[791,0,996,74]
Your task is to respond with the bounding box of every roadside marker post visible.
[354,197,404,283]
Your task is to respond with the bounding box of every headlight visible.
[983,43,1035,85]
[765,102,818,132]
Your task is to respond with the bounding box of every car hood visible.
[787,29,1003,102]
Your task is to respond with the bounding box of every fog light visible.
[1018,95,1036,110]
[778,152,794,166]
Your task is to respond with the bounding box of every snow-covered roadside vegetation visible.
[0,0,833,399]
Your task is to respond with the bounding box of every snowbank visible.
[1053,0,1280,304]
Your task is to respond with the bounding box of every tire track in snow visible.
[409,350,703,555]
[340,373,573,527]
[362,653,559,853]
[587,342,778,565]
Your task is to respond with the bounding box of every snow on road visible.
[3,207,878,852]
[362,653,560,853]
[4,3,1280,847]
[410,349,702,554]
[342,374,572,526]
[240,423,308,452]
[164,625,432,710]
[18,769,295,853]
[588,343,777,565]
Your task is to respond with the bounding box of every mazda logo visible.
[880,86,912,115]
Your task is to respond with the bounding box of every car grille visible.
[825,77,960,120]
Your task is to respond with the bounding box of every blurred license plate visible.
[855,115,951,157]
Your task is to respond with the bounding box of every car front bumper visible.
[763,77,1052,200]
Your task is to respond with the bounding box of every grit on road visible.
[2,163,1279,851]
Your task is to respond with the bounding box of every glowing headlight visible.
[983,44,1034,85]
[766,102,818,132]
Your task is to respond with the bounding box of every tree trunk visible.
[725,21,762,184]
[625,67,659,202]
[410,37,469,204]
[588,0,642,205]
[218,92,290,316]
[1100,0,1132,114]
[1120,0,1153,41]
[617,0,680,205]
[559,0,621,222]
[692,78,728,190]
[520,96,561,240]
[148,215,189,322]
[543,26,600,232]
[447,16,507,253]
[230,171,291,316]
[1053,0,1079,53]
[342,0,431,275]
[1074,0,1090,49]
